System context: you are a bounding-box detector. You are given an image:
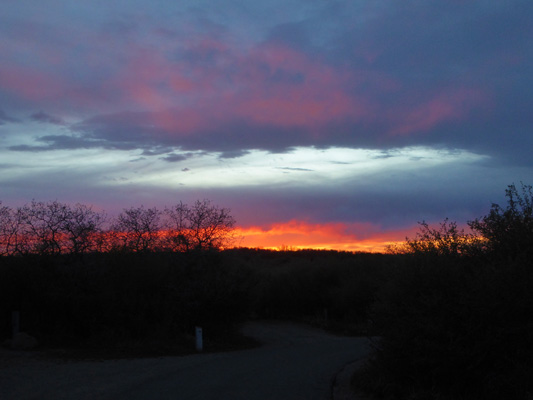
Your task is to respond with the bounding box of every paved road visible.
[0,321,371,400]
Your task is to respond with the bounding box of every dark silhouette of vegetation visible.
[0,248,389,356]
[354,183,533,400]
[0,199,235,256]
[0,199,242,354]
[1,185,532,399]
[0,200,106,256]
[388,218,482,258]
[164,199,236,252]
[243,250,390,332]
[469,182,533,261]
[1,197,383,355]
[112,206,162,252]
[0,252,253,355]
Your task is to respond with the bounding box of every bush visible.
[388,218,483,259]
[356,258,533,399]
[356,184,533,399]
[469,183,533,261]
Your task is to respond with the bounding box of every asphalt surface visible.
[0,321,371,400]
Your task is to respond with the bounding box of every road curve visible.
[0,321,371,400]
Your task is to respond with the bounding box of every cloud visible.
[276,167,313,172]
[141,147,175,156]
[160,153,189,163]
[30,111,64,125]
[8,134,137,152]
[61,31,498,159]
[2,1,530,165]
[218,150,250,159]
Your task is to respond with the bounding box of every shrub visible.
[356,184,533,399]
[469,183,533,261]
[388,218,483,259]
[357,258,533,399]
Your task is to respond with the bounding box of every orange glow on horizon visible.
[233,220,418,253]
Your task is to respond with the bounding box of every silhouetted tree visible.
[4,200,106,256]
[112,206,162,252]
[388,218,480,257]
[19,200,71,255]
[0,202,15,256]
[1,206,33,256]
[61,203,106,254]
[164,201,190,252]
[0,198,236,255]
[191,199,236,250]
[469,182,533,260]
[165,199,236,251]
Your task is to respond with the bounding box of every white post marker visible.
[195,326,203,352]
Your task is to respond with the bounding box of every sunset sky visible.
[1,1,532,251]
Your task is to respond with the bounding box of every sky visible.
[1,0,532,251]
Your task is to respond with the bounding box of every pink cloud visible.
[388,88,488,136]
[2,28,490,147]
[103,40,368,135]
[112,48,198,111]
[231,43,367,127]
[0,65,65,101]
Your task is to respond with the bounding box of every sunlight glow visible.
[234,221,419,253]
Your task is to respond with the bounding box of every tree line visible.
[0,199,236,256]
[388,182,533,261]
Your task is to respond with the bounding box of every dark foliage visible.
[2,184,532,399]
[247,250,390,331]
[0,251,253,354]
[355,184,533,399]
[354,258,533,399]
[388,218,483,259]
[0,248,390,356]
[0,199,236,256]
[469,183,533,261]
